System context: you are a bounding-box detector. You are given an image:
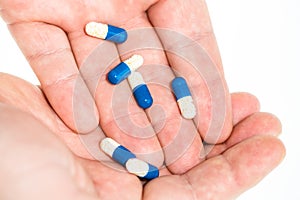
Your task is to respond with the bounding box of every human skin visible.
[0,0,233,174]
[0,0,286,199]
[0,73,285,199]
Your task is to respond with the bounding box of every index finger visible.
[8,22,99,133]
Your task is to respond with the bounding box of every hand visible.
[0,0,234,174]
[0,73,285,199]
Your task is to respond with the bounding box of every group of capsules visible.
[85,22,197,180]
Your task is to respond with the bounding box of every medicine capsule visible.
[128,72,153,109]
[126,158,160,180]
[100,137,136,166]
[85,22,127,43]
[171,77,197,119]
[108,54,144,85]
[100,138,159,180]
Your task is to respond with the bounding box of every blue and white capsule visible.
[108,54,144,84]
[125,158,159,180]
[128,72,153,109]
[100,137,136,166]
[85,22,127,43]
[100,138,159,180]
[171,77,196,119]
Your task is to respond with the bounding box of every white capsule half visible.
[100,138,120,157]
[128,72,145,90]
[172,77,197,119]
[126,158,159,179]
[123,54,144,72]
[85,22,109,40]
[126,158,149,177]
[177,96,196,119]
[126,158,159,180]
[100,138,159,180]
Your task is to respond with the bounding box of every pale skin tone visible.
[0,74,285,200]
[0,0,285,199]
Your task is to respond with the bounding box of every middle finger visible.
[117,14,204,174]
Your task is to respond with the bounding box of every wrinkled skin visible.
[0,0,285,199]
[0,74,285,200]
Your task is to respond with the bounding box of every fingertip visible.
[74,103,99,134]
[45,76,99,134]
[226,112,282,147]
[269,136,286,163]
[231,92,261,125]
[224,135,286,188]
[261,112,282,136]
[72,79,99,134]
[202,112,233,144]
[249,135,286,165]
[244,112,282,136]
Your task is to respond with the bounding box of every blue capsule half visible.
[108,55,144,85]
[112,145,136,166]
[128,72,153,109]
[142,163,160,180]
[133,85,153,109]
[108,62,131,84]
[100,138,160,180]
[85,22,127,44]
[171,77,192,100]
[105,24,128,44]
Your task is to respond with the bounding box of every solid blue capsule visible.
[128,72,153,109]
[171,77,196,119]
[100,138,159,180]
[108,55,144,85]
[85,22,127,43]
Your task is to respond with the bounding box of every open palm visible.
[0,0,285,199]
[0,73,284,200]
[0,0,235,174]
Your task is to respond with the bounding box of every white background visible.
[0,0,299,199]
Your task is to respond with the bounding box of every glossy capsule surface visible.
[108,55,144,85]
[85,22,127,43]
[171,77,196,119]
[126,158,160,180]
[100,138,159,180]
[128,72,153,109]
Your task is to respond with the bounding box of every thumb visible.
[0,104,98,200]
